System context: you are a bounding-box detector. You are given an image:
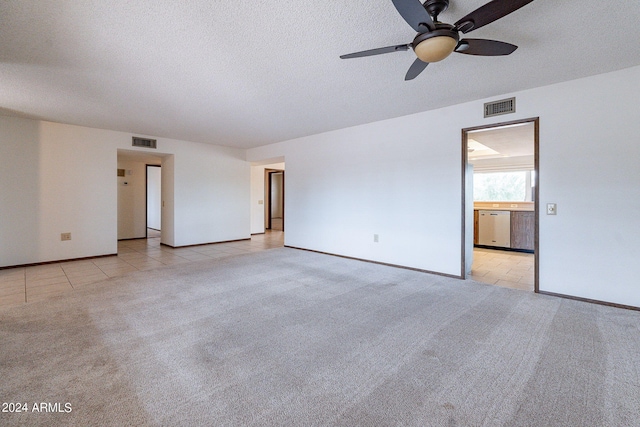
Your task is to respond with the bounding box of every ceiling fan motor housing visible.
[423,0,450,20]
[412,23,460,62]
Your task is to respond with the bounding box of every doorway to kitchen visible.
[462,118,539,292]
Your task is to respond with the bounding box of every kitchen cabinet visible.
[474,210,479,245]
[474,208,535,252]
[510,211,535,251]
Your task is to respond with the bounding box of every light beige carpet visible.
[1,248,639,426]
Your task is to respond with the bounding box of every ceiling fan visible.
[340,0,535,80]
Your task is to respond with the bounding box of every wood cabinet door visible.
[510,211,535,251]
[474,210,479,245]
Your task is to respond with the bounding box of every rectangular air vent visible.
[117,168,125,177]
[484,97,515,118]
[132,136,157,149]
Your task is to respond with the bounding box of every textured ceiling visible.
[2,1,640,149]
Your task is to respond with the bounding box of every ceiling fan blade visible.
[340,44,410,59]
[454,0,535,33]
[455,38,517,56]
[391,0,435,33]
[405,58,429,80]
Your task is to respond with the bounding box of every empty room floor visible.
[470,247,534,291]
[2,236,536,310]
[0,231,284,309]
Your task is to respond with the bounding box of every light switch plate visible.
[546,203,557,215]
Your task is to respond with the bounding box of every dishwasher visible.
[478,210,511,248]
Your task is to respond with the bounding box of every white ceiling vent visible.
[484,97,516,118]
[132,136,157,149]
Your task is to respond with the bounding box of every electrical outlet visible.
[373,234,379,243]
[258,200,264,205]
[61,232,71,241]
[546,203,557,215]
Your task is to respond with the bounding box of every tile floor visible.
[0,230,284,309]
[470,247,535,291]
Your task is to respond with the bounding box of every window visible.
[473,171,533,202]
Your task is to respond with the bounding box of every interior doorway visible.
[146,165,161,238]
[265,170,284,231]
[462,118,539,292]
[117,149,164,242]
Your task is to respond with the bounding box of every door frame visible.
[264,169,285,231]
[461,117,540,292]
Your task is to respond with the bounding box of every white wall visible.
[0,117,250,267]
[531,66,640,308]
[249,114,465,277]
[171,140,250,246]
[250,161,285,234]
[1,118,48,266]
[0,119,118,267]
[248,65,640,308]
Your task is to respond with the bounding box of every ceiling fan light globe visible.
[414,36,458,62]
